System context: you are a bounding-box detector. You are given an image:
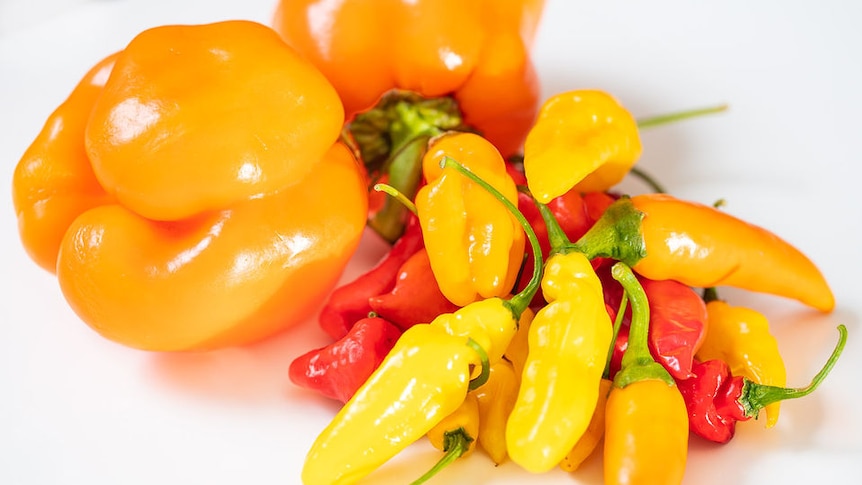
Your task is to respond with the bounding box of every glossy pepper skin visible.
[575,194,835,312]
[13,52,118,273]
[473,359,519,465]
[288,316,402,403]
[604,263,689,485]
[427,392,480,457]
[368,248,461,331]
[318,215,424,340]
[697,300,786,426]
[506,250,613,473]
[560,378,612,472]
[24,21,368,351]
[416,133,525,306]
[301,324,478,485]
[272,0,545,158]
[524,90,642,203]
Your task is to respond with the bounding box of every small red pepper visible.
[678,325,846,444]
[601,270,707,380]
[289,316,403,403]
[318,216,424,339]
[368,248,461,331]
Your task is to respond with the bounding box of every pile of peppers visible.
[10,1,848,484]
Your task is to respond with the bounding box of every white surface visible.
[1,1,861,483]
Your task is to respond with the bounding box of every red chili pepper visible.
[289,316,403,403]
[368,248,461,331]
[318,216,424,339]
[678,325,846,444]
[601,270,707,380]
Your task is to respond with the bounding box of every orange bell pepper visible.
[13,20,368,351]
[272,0,544,158]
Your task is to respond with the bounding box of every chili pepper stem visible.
[636,103,728,129]
[572,197,646,266]
[467,338,491,390]
[610,262,674,387]
[604,292,628,380]
[410,428,474,485]
[373,183,418,215]
[741,324,847,418]
[628,166,668,194]
[440,157,542,318]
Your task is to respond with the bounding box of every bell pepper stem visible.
[572,197,646,266]
[740,324,847,418]
[466,338,491,390]
[409,428,474,485]
[440,157,542,318]
[610,262,674,387]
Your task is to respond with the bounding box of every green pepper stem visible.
[410,428,474,485]
[466,338,491,390]
[604,291,628,380]
[534,198,572,253]
[636,103,728,129]
[373,183,418,215]
[441,157,542,318]
[572,196,646,266]
[610,262,674,388]
[628,166,668,194]
[741,324,848,417]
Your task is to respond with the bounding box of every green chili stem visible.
[610,262,674,387]
[636,103,728,129]
[441,157,542,318]
[702,287,719,303]
[742,324,848,416]
[373,183,418,215]
[534,198,572,252]
[410,428,474,485]
[572,197,646,266]
[368,134,431,242]
[604,291,628,380]
[467,338,491,390]
[628,166,668,194]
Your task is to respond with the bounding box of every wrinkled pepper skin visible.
[22,21,368,351]
[604,379,689,485]
[12,53,118,273]
[577,194,835,312]
[368,248,461,331]
[524,89,642,203]
[416,133,525,306]
[288,316,402,403]
[506,251,613,473]
[301,324,476,485]
[676,358,739,443]
[319,216,424,340]
[272,0,545,157]
[697,300,787,427]
[473,359,519,464]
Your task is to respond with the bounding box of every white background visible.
[1,0,861,483]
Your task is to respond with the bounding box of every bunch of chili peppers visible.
[11,1,848,484]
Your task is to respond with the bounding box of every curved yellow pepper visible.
[416,132,525,306]
[560,378,612,472]
[696,299,788,427]
[301,324,477,484]
[506,251,613,473]
[523,89,642,203]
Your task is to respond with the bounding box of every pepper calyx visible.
[572,196,646,266]
[409,427,474,485]
[351,90,467,242]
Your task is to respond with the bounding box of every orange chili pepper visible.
[272,0,544,158]
[14,21,367,351]
[575,194,835,312]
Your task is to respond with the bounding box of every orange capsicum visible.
[12,20,368,351]
[272,0,546,241]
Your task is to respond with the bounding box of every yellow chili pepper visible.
[697,297,787,427]
[503,306,532,379]
[416,132,525,306]
[301,324,479,484]
[303,157,544,484]
[559,378,612,472]
[523,89,641,204]
[506,201,613,473]
[604,263,688,485]
[412,393,480,484]
[473,359,520,465]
